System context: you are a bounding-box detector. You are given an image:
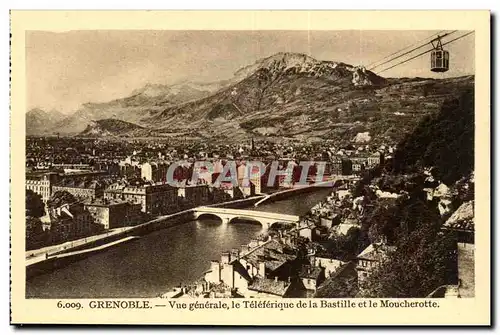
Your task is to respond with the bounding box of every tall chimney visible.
[221,251,231,264]
[263,248,270,259]
[258,262,266,277]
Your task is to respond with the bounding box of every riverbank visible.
[26,236,140,279]
[26,189,333,298]
[26,195,267,278]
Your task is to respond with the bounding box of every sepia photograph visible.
[24,28,476,300]
[10,10,490,325]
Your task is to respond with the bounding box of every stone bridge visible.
[193,206,299,228]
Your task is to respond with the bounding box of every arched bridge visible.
[193,206,299,228]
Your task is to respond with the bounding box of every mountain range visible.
[26,108,66,136]
[27,52,474,144]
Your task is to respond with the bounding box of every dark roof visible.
[51,203,87,220]
[357,243,396,262]
[299,265,323,280]
[84,198,133,207]
[55,178,104,189]
[315,250,343,260]
[231,261,253,283]
[443,201,474,232]
[240,240,295,271]
[314,262,358,298]
[247,278,290,297]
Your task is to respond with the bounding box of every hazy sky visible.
[26,30,474,114]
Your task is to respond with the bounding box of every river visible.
[26,187,332,298]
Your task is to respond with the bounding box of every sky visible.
[26,30,475,114]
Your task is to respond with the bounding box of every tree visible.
[294,236,310,260]
[362,193,440,244]
[324,227,364,261]
[26,189,45,218]
[392,89,474,185]
[315,273,358,298]
[26,216,45,250]
[359,218,457,298]
[47,190,76,209]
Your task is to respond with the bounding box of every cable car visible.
[430,36,449,72]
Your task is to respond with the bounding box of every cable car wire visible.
[369,30,458,71]
[366,30,446,69]
[375,31,474,74]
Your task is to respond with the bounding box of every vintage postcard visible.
[10,10,490,325]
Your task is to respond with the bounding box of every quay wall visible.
[47,210,196,257]
[26,210,197,278]
[26,237,139,279]
[26,194,288,278]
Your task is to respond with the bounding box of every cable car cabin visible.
[430,49,449,72]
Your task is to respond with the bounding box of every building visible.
[177,184,210,207]
[310,252,345,278]
[118,157,141,178]
[52,178,105,200]
[92,161,120,176]
[442,200,474,297]
[84,198,143,230]
[104,182,178,215]
[367,152,384,168]
[204,250,254,297]
[26,172,58,202]
[356,242,396,288]
[314,261,358,298]
[51,163,93,172]
[239,239,296,281]
[250,167,263,194]
[350,157,368,174]
[331,156,352,176]
[424,183,454,216]
[60,170,108,181]
[298,219,322,242]
[42,202,96,243]
[141,162,169,182]
[235,162,259,196]
[204,239,296,297]
[192,162,213,184]
[319,214,341,229]
[298,265,325,293]
[336,189,351,200]
[298,226,313,241]
[211,181,244,201]
[247,277,293,298]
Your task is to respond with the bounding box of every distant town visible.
[26,126,474,299]
[26,135,389,248]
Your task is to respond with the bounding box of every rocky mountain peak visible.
[233,52,384,87]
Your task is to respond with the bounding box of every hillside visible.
[29,52,475,145]
[143,52,473,145]
[78,119,154,138]
[391,88,474,185]
[26,108,65,136]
